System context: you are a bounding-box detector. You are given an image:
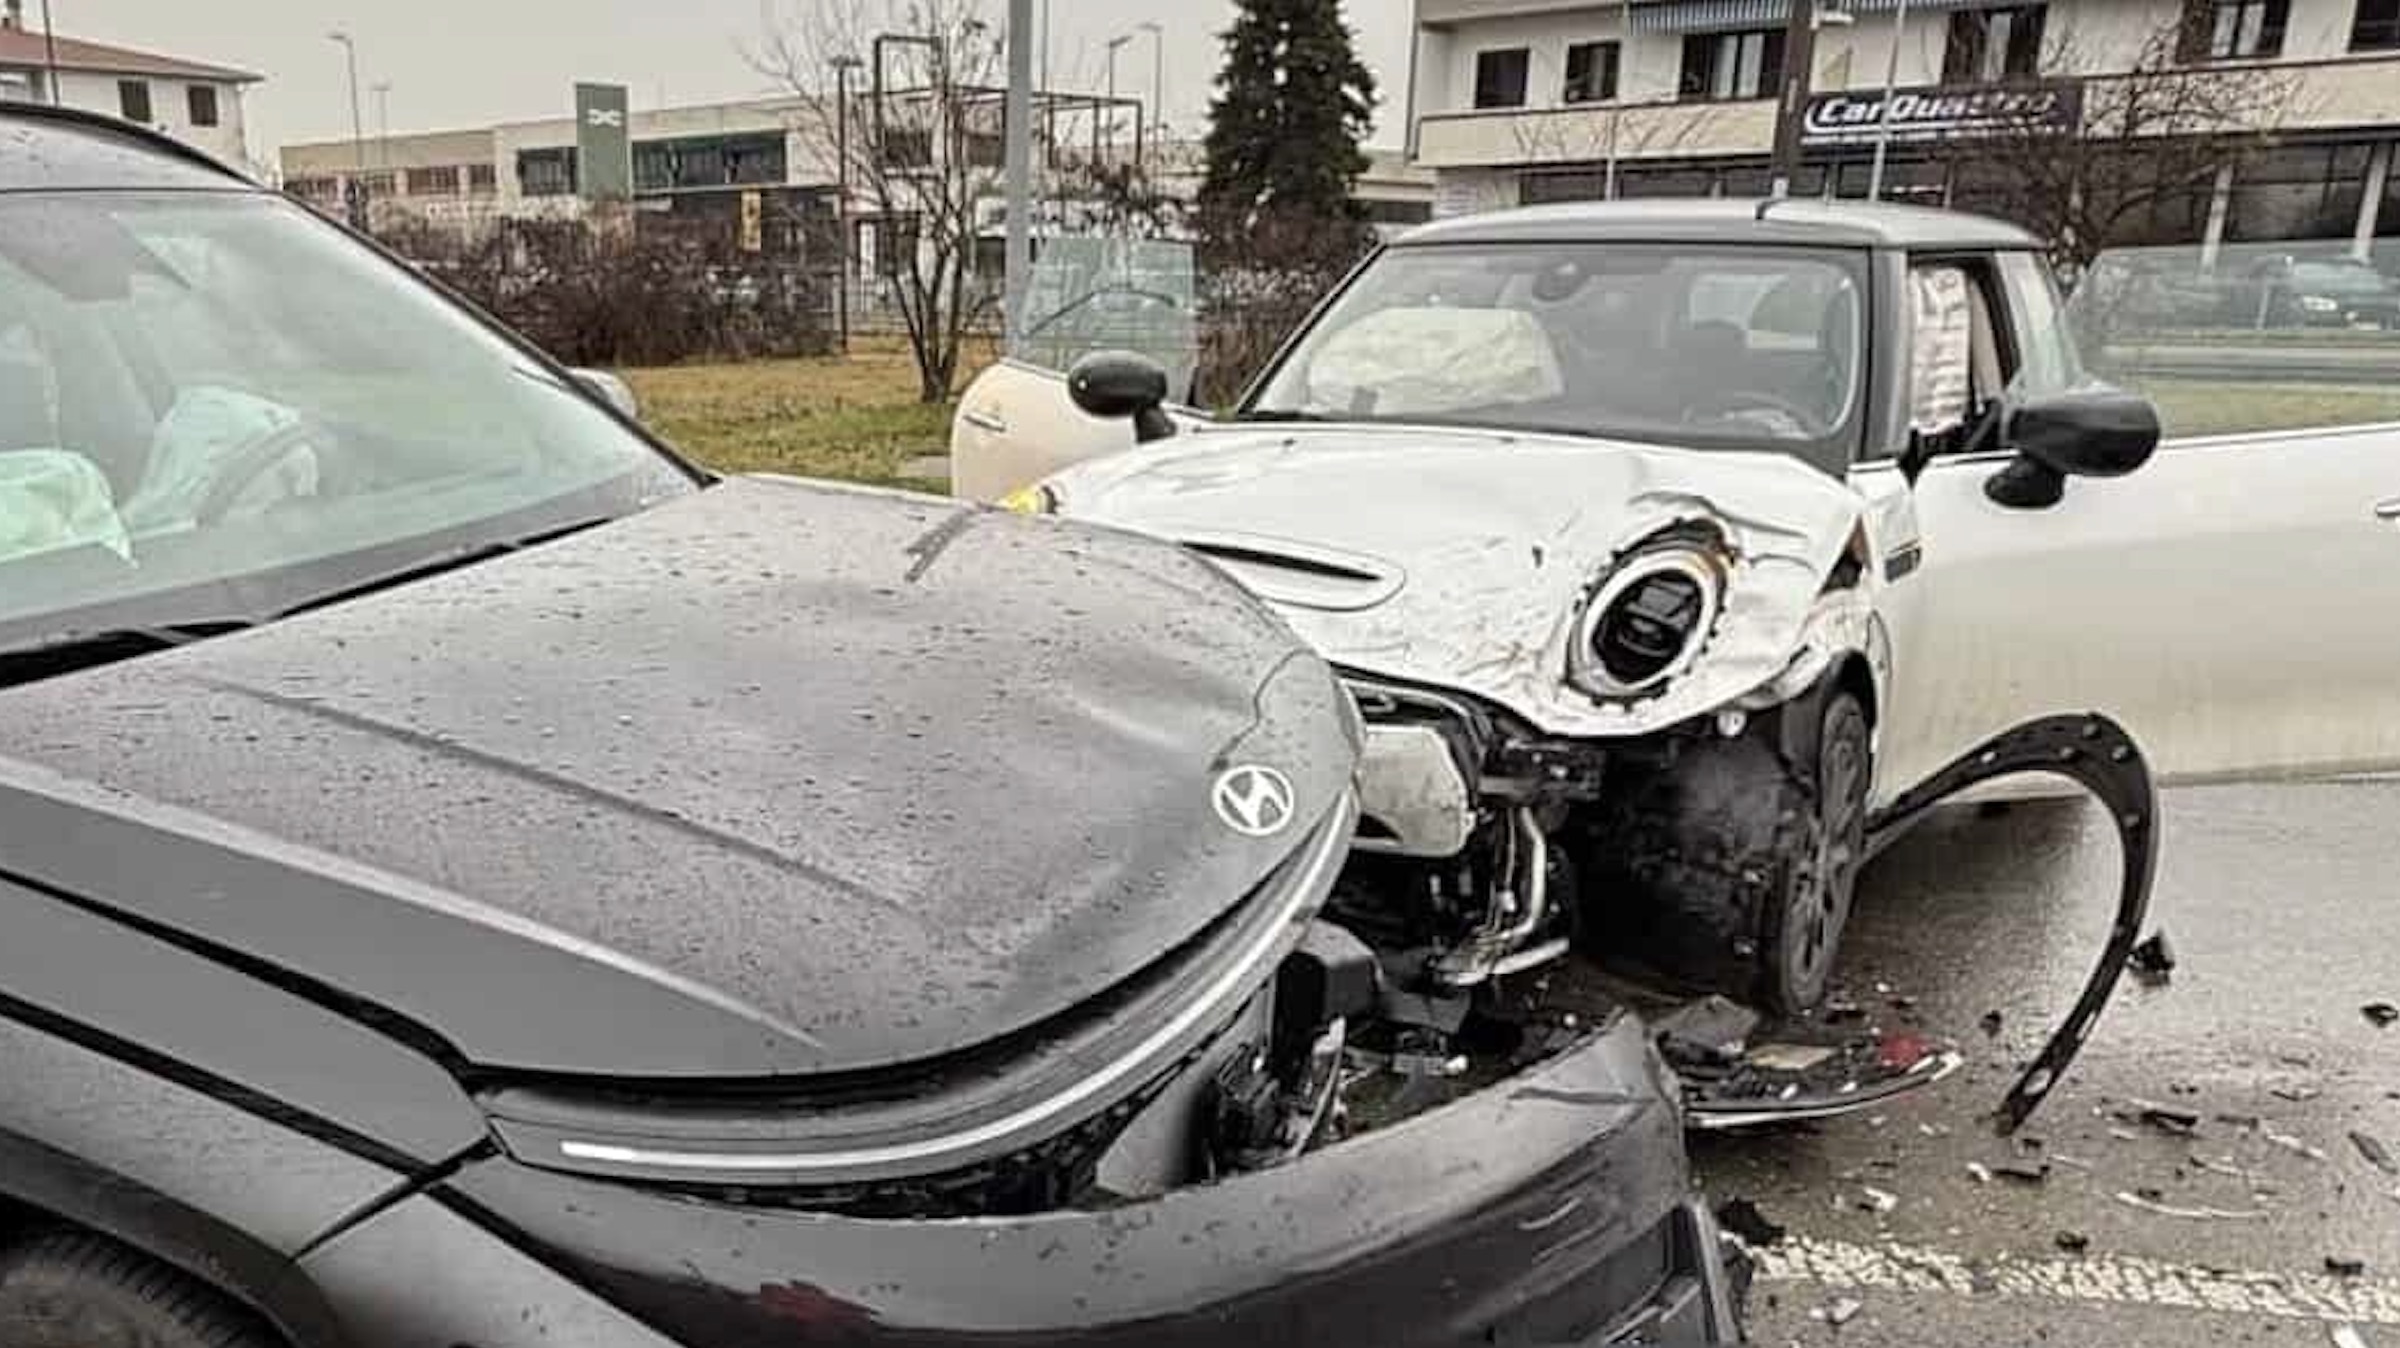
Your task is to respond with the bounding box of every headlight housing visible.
[1570,543,1724,699]
[999,481,1063,515]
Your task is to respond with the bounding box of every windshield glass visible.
[1246,243,1868,468]
[0,190,690,647]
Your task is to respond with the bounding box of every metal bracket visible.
[1863,713,2158,1134]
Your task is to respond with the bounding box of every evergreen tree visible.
[1197,0,1378,266]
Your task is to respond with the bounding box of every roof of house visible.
[1397,198,2039,251]
[0,26,261,83]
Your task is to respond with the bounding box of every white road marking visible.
[1755,1234,2400,1325]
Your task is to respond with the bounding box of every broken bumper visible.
[310,1015,1742,1347]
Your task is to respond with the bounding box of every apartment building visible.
[0,0,260,167]
[1406,0,2400,250]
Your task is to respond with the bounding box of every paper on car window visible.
[1909,268,1972,435]
[0,449,129,565]
[1304,307,1565,418]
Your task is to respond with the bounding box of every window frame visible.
[117,79,153,124]
[1679,27,1787,102]
[2353,0,2400,50]
[185,84,221,128]
[1943,5,2049,83]
[1563,40,1621,104]
[1472,47,1533,109]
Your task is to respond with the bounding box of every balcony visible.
[1416,97,1775,169]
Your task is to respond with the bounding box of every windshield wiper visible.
[274,513,621,621]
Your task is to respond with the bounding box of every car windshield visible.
[0,189,692,652]
[1245,242,1868,469]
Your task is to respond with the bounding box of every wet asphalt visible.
[1696,781,2400,1346]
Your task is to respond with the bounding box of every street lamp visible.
[370,81,392,169]
[829,52,864,354]
[1105,33,1130,164]
[1765,0,1852,199]
[1138,19,1162,168]
[327,30,364,173]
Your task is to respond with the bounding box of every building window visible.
[117,80,152,123]
[2182,0,2289,57]
[357,171,395,198]
[285,176,340,201]
[877,126,934,169]
[1944,5,2047,82]
[1564,41,1620,103]
[518,147,578,197]
[1473,48,1531,108]
[468,162,498,194]
[407,165,462,195]
[2354,0,2400,49]
[186,84,219,127]
[1679,28,1785,101]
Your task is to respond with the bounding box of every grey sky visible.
[55,0,1409,158]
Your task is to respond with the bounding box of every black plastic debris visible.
[2122,1101,2203,1136]
[2326,1256,2368,1278]
[1654,995,1760,1067]
[1979,1010,2005,1037]
[2364,1003,2400,1029]
[2128,931,2177,985]
[2350,1131,2398,1176]
[1993,1160,2052,1185]
[2055,1230,2091,1254]
[1714,1198,1786,1248]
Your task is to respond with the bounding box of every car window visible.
[0,191,693,642]
[1246,243,1869,473]
[1997,251,2085,401]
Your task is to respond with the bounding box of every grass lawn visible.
[2131,377,2400,439]
[622,338,992,491]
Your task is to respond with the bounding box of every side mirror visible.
[1984,387,2160,510]
[571,368,640,422]
[1067,350,1176,445]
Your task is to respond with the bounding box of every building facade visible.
[1406,0,2400,253]
[0,1,260,167]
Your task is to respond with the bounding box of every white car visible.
[953,200,2400,1017]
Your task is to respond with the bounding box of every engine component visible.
[1433,808,1566,987]
[1275,923,1381,1066]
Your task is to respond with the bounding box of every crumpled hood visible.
[1051,423,1870,736]
[0,477,1354,1079]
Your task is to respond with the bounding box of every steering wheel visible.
[192,417,325,528]
[1683,388,1820,434]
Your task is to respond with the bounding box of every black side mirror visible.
[1068,351,1176,445]
[1984,387,2161,510]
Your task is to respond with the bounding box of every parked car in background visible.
[0,106,1741,1348]
[958,200,2400,1038]
[2235,253,2400,329]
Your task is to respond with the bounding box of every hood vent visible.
[1178,532,1405,612]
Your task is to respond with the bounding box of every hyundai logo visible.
[1212,765,1296,838]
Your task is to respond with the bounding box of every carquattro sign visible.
[1802,82,2082,147]
[574,82,633,201]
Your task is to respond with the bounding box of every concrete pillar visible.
[2355,141,2392,262]
[2200,163,2234,271]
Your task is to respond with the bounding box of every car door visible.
[1880,247,2400,796]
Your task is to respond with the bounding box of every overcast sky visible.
[55,0,1410,158]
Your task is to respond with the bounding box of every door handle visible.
[961,409,1008,435]
[2377,497,2400,522]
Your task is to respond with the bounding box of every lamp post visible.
[371,81,392,168]
[1138,20,1162,169]
[1866,0,1912,201]
[328,31,365,171]
[1105,33,1129,165]
[830,53,863,353]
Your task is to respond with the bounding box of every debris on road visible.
[1858,1185,1899,1215]
[2364,1003,2399,1029]
[1967,1162,1994,1184]
[2056,1230,2092,1254]
[2350,1131,2398,1175]
[1813,1296,1864,1327]
[2128,931,2177,985]
[2113,1190,2268,1221]
[2119,1100,2203,1136]
[1654,995,1757,1065]
[2326,1256,2369,1278]
[1714,1197,1786,1248]
[1979,1009,2004,1037]
[2331,1326,2369,1348]
[1993,1160,2052,1185]
[2266,1129,2332,1163]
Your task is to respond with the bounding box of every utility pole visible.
[1767,0,1818,198]
[38,0,59,105]
[1105,33,1129,165]
[1004,0,1033,352]
[328,31,365,171]
[371,81,392,168]
[831,53,862,354]
[1867,0,1911,201]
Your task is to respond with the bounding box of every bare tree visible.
[1505,100,1743,199]
[755,0,1005,403]
[1933,15,2304,271]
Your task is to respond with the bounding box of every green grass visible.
[622,339,991,491]
[2131,377,2400,439]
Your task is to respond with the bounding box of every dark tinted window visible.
[1680,29,1785,100]
[1564,41,1620,102]
[2183,0,2289,56]
[2355,0,2400,48]
[117,80,152,123]
[186,84,220,127]
[1944,5,2047,81]
[1473,48,1531,108]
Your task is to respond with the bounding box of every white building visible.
[0,0,259,167]
[1405,0,2400,250]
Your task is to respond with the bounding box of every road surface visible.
[1699,781,2400,1346]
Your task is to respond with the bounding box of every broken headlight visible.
[1571,544,1723,699]
[999,481,1063,515]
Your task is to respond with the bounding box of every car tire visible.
[1588,690,1871,1016]
[0,1233,278,1348]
